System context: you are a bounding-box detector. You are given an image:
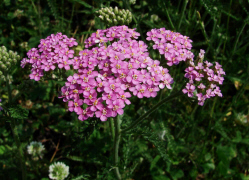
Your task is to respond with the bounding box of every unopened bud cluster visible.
[129,0,136,4]
[0,46,20,75]
[96,7,132,26]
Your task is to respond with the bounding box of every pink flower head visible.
[21,32,78,80]
[95,108,112,121]
[183,49,225,105]
[108,99,125,117]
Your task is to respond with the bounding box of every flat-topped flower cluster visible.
[182,50,225,105]
[21,25,225,121]
[146,28,194,66]
[146,28,225,105]
[60,26,173,121]
[21,33,78,81]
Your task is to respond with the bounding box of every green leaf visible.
[217,145,237,164]
[8,105,28,120]
[150,155,161,170]
[240,173,249,180]
[170,169,184,180]
[217,161,228,176]
[202,163,215,174]
[205,153,212,161]
[71,0,92,8]
[71,175,91,180]
[0,145,6,155]
[232,131,242,143]
[67,155,85,162]
[153,175,171,180]
[189,168,198,178]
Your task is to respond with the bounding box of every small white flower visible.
[27,141,45,160]
[49,162,69,180]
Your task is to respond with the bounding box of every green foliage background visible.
[0,0,249,179]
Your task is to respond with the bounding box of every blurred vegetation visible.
[0,0,249,179]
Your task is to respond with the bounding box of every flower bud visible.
[107,9,112,15]
[1,64,7,70]
[110,12,115,18]
[107,18,112,24]
[7,59,12,65]
[129,0,136,4]
[16,55,20,61]
[118,10,123,16]
[99,15,104,20]
[0,46,20,73]
[98,10,104,16]
[120,18,125,24]
[103,8,108,13]
[5,53,10,58]
[6,62,11,70]
[13,58,17,64]
[128,16,132,22]
[114,6,118,14]
[105,14,109,19]
[2,56,7,62]
[1,46,7,52]
[123,13,127,20]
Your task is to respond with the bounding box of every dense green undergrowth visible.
[0,0,249,179]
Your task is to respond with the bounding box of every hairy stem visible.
[109,118,115,140]
[5,74,27,180]
[10,118,27,180]
[113,115,122,180]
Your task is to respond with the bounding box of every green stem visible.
[6,75,12,103]
[164,3,175,30]
[5,74,27,180]
[113,115,122,180]
[68,2,75,33]
[10,118,27,180]
[121,89,183,134]
[232,21,247,57]
[109,118,115,140]
[223,0,233,53]
[177,0,188,30]
[62,0,64,31]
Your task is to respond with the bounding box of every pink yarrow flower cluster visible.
[21,26,225,121]
[59,25,173,121]
[182,50,225,105]
[146,28,194,66]
[20,33,78,81]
